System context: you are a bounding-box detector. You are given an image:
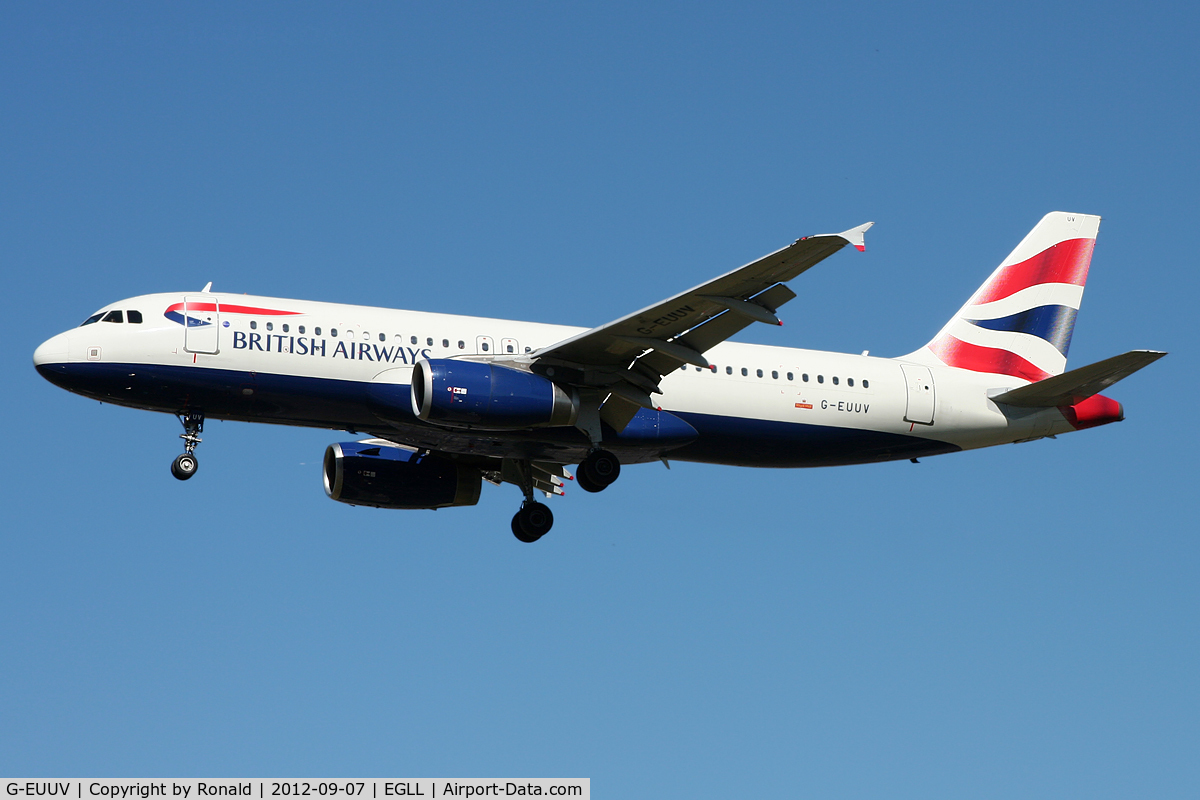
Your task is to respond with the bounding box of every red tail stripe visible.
[166,303,301,316]
[928,334,1053,383]
[971,238,1095,305]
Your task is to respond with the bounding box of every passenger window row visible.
[243,320,531,353]
[682,363,869,389]
[78,309,531,357]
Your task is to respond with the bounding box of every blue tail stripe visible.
[966,304,1078,355]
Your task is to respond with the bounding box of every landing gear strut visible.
[171,411,204,481]
[577,448,620,493]
[506,458,555,543]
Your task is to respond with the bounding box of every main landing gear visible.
[507,458,557,543]
[576,448,620,493]
[512,500,554,543]
[171,411,204,481]
[502,451,620,542]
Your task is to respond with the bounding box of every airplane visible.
[33,211,1165,542]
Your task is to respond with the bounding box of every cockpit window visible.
[127,310,143,324]
[81,313,104,326]
[102,310,124,323]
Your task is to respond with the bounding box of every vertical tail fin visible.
[904,212,1101,383]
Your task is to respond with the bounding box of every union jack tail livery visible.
[908,211,1100,384]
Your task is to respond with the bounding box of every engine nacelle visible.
[323,441,481,509]
[411,358,578,429]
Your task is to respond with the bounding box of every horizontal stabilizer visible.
[991,350,1166,407]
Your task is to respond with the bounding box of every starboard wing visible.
[529,223,872,430]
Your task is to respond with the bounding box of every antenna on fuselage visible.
[201,282,213,293]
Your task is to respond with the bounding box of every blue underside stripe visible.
[670,411,959,466]
[36,361,961,467]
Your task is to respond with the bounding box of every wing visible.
[530,222,873,431]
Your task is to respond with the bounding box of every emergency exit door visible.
[901,364,935,424]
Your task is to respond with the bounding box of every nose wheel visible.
[172,411,204,481]
[171,453,198,480]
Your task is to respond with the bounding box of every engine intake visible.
[323,441,481,509]
[411,358,578,429]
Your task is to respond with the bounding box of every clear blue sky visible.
[2,2,1196,796]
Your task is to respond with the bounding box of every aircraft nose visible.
[33,332,70,370]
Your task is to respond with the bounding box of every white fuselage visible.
[33,291,1081,469]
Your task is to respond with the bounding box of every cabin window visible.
[771,370,779,379]
[331,328,338,337]
[266,322,273,331]
[802,373,809,382]
[506,343,514,353]
[710,365,717,373]
[681,365,687,372]
[379,333,386,342]
[863,379,870,389]
[525,346,532,353]
[817,375,824,384]
[832,376,839,385]
[299,326,306,334]
[443,339,449,348]
[282,324,289,333]
[411,336,417,345]
[314,327,322,336]
[249,320,257,330]
[756,369,763,378]
[741,368,748,376]
[848,378,854,387]
[127,310,143,324]
[787,372,793,381]
[459,340,466,349]
[481,341,489,352]
[81,313,103,326]
[726,366,732,375]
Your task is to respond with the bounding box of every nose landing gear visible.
[171,411,204,481]
[171,452,198,480]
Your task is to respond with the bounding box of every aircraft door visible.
[184,295,220,354]
[476,335,494,355]
[501,337,519,355]
[901,364,935,424]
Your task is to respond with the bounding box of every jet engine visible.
[411,359,578,429]
[323,441,481,509]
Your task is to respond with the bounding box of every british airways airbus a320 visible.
[34,212,1164,542]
